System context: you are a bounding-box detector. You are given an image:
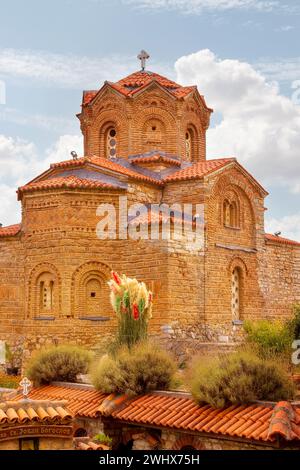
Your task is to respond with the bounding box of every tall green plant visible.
[243,319,292,359]
[108,272,153,348]
[286,304,300,341]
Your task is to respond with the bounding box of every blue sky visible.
[0,0,300,239]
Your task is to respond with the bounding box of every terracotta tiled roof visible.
[76,440,109,450]
[21,385,300,443]
[164,158,236,182]
[19,155,266,196]
[18,175,119,197]
[15,385,107,418]
[82,71,209,107]
[265,233,300,248]
[0,399,72,425]
[82,90,98,106]
[87,156,164,186]
[105,393,300,443]
[47,156,163,186]
[0,223,21,237]
[130,155,181,167]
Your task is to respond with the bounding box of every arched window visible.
[231,267,241,321]
[185,126,198,162]
[223,199,231,226]
[185,130,192,161]
[230,201,238,227]
[223,196,240,229]
[106,127,117,158]
[37,273,55,313]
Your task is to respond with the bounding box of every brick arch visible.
[27,262,61,318]
[172,436,204,450]
[228,257,248,321]
[228,256,248,276]
[211,177,257,245]
[71,261,112,318]
[212,175,257,224]
[89,109,128,158]
[133,106,177,154]
[181,110,205,162]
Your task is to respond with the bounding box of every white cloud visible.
[0,48,169,89]
[0,108,77,133]
[0,134,83,226]
[123,0,283,13]
[266,214,300,241]
[175,49,300,192]
[275,25,294,32]
[255,58,300,83]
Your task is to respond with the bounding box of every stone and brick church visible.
[0,53,299,361]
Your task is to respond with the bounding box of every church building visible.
[0,52,299,361]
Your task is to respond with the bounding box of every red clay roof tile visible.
[0,223,21,237]
[15,385,107,418]
[0,399,72,425]
[18,175,119,196]
[130,155,181,167]
[16,385,300,443]
[164,158,235,182]
[265,233,300,247]
[82,71,211,108]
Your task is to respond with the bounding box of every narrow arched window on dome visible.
[185,130,192,161]
[106,127,117,158]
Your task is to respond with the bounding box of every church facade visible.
[0,63,300,362]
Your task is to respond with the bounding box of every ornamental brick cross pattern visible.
[19,377,32,398]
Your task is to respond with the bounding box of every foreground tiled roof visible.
[19,384,300,443]
[15,385,107,418]
[103,393,300,443]
[82,71,207,107]
[0,223,21,237]
[0,399,72,425]
[18,175,119,197]
[265,233,300,248]
[75,440,109,450]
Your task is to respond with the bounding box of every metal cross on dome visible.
[19,377,32,398]
[138,50,150,71]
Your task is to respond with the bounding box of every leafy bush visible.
[93,433,112,446]
[286,304,300,341]
[91,342,177,396]
[26,345,92,385]
[189,351,295,408]
[244,319,292,359]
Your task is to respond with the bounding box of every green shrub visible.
[286,304,300,341]
[26,345,92,385]
[189,351,295,408]
[93,433,112,445]
[244,319,292,359]
[91,342,177,396]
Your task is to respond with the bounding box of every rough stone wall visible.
[0,235,24,358]
[259,241,300,319]
[79,86,207,162]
